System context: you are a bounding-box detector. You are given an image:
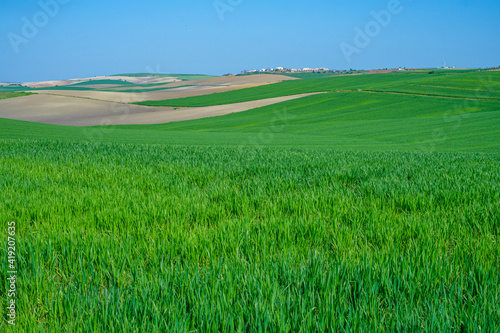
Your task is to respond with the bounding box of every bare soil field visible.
[95,74,295,92]
[28,90,146,103]
[31,82,280,103]
[22,75,182,88]
[184,74,297,86]
[367,69,395,74]
[21,74,293,89]
[72,84,125,89]
[0,92,321,126]
[108,81,193,91]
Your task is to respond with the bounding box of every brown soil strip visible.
[30,82,283,103]
[0,92,323,127]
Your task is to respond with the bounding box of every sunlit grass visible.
[1,140,499,331]
[0,92,33,100]
[134,71,500,107]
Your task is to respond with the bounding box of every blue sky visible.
[1,0,499,82]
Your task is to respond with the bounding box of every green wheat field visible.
[1,70,499,331]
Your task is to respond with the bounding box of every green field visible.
[126,92,500,153]
[2,89,499,153]
[282,71,367,79]
[1,71,499,331]
[0,92,33,100]
[135,71,500,107]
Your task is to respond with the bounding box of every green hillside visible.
[127,91,500,153]
[1,70,499,331]
[2,76,498,153]
[135,71,500,107]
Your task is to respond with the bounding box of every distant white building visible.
[243,66,332,74]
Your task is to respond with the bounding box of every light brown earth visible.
[109,74,296,89]
[71,84,124,89]
[179,74,296,86]
[0,92,322,126]
[27,74,296,103]
[1,74,306,126]
[367,69,396,74]
[108,82,191,91]
[22,75,182,88]
[30,82,281,103]
[22,74,294,89]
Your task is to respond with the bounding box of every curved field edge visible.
[110,73,216,81]
[132,71,500,107]
[80,91,500,153]
[0,141,499,331]
[0,91,34,100]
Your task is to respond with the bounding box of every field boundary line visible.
[132,91,329,108]
[27,92,132,105]
[335,89,500,102]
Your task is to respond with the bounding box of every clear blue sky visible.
[1,0,499,82]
